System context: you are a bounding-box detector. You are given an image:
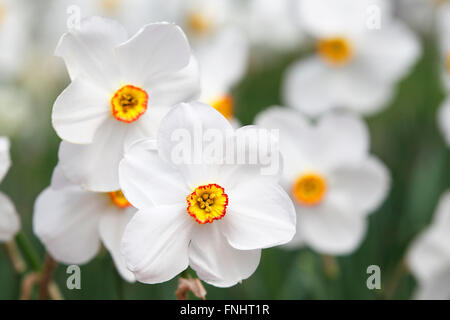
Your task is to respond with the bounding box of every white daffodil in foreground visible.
[407,191,450,300]
[0,137,20,242]
[33,165,136,282]
[119,102,296,287]
[196,28,248,126]
[283,0,421,116]
[52,17,199,192]
[0,0,29,80]
[255,108,390,254]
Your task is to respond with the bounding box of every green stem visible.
[15,232,42,272]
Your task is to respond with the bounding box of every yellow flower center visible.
[187,12,212,35]
[292,173,327,206]
[317,37,354,66]
[109,190,131,209]
[111,85,148,123]
[100,0,120,13]
[187,184,228,224]
[210,95,234,120]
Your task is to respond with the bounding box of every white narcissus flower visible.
[33,165,136,282]
[52,17,199,192]
[407,191,450,300]
[118,102,296,287]
[255,107,390,255]
[196,27,248,127]
[283,0,421,116]
[0,0,30,80]
[0,137,20,242]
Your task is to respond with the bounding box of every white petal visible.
[298,195,367,255]
[116,22,191,86]
[283,57,336,116]
[329,156,390,215]
[55,16,126,89]
[119,139,188,209]
[33,186,105,264]
[58,120,128,192]
[145,55,200,108]
[358,21,421,83]
[316,112,370,169]
[220,181,296,250]
[407,227,450,284]
[52,78,109,144]
[50,164,73,190]
[0,137,11,182]
[438,97,450,147]
[189,223,261,287]
[99,207,136,283]
[197,28,248,99]
[157,102,232,188]
[413,271,450,300]
[121,204,194,284]
[432,190,450,229]
[0,192,20,242]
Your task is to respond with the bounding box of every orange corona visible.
[317,37,354,66]
[111,85,148,123]
[109,190,131,209]
[292,173,327,206]
[187,184,228,224]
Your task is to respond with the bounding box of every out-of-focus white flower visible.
[437,97,450,146]
[0,137,20,242]
[407,191,450,300]
[118,102,296,287]
[33,165,136,282]
[52,17,199,192]
[245,0,304,51]
[283,0,421,117]
[255,107,390,254]
[0,0,30,80]
[196,28,248,126]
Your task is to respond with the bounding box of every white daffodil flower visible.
[52,17,200,192]
[0,0,30,80]
[255,107,390,255]
[283,0,421,116]
[245,0,304,51]
[407,191,450,300]
[33,165,136,282]
[118,102,296,287]
[0,137,20,242]
[395,0,436,35]
[196,27,248,127]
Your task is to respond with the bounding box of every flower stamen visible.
[292,173,327,206]
[187,184,228,224]
[111,85,148,123]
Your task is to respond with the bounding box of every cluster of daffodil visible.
[0,0,450,299]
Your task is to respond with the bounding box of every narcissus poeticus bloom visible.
[0,137,20,242]
[33,165,136,282]
[255,107,390,255]
[283,0,421,116]
[52,17,200,192]
[118,102,296,287]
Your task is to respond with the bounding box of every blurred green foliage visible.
[0,34,448,300]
